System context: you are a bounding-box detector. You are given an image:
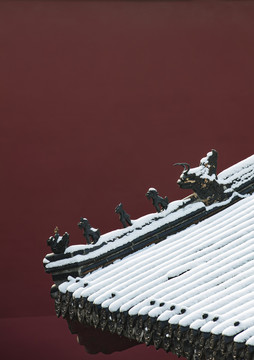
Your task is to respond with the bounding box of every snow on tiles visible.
[43,152,254,359]
[59,192,254,345]
[45,156,254,271]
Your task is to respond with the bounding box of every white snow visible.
[58,192,254,347]
[218,154,254,187]
[44,154,254,271]
[44,153,254,347]
[45,200,204,270]
[147,187,157,192]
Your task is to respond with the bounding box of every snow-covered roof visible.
[44,154,254,276]
[55,193,254,359]
[44,152,254,360]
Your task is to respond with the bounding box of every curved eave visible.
[54,193,254,360]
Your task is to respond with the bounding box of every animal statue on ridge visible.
[78,217,100,244]
[146,188,169,213]
[115,203,132,228]
[174,149,230,205]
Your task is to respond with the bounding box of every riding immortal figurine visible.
[47,226,70,254]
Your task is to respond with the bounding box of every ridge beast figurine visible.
[78,217,100,244]
[115,203,132,228]
[146,188,169,212]
[47,226,69,254]
[174,149,230,205]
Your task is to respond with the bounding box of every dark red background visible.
[1,1,254,359]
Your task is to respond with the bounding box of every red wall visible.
[1,1,254,359]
